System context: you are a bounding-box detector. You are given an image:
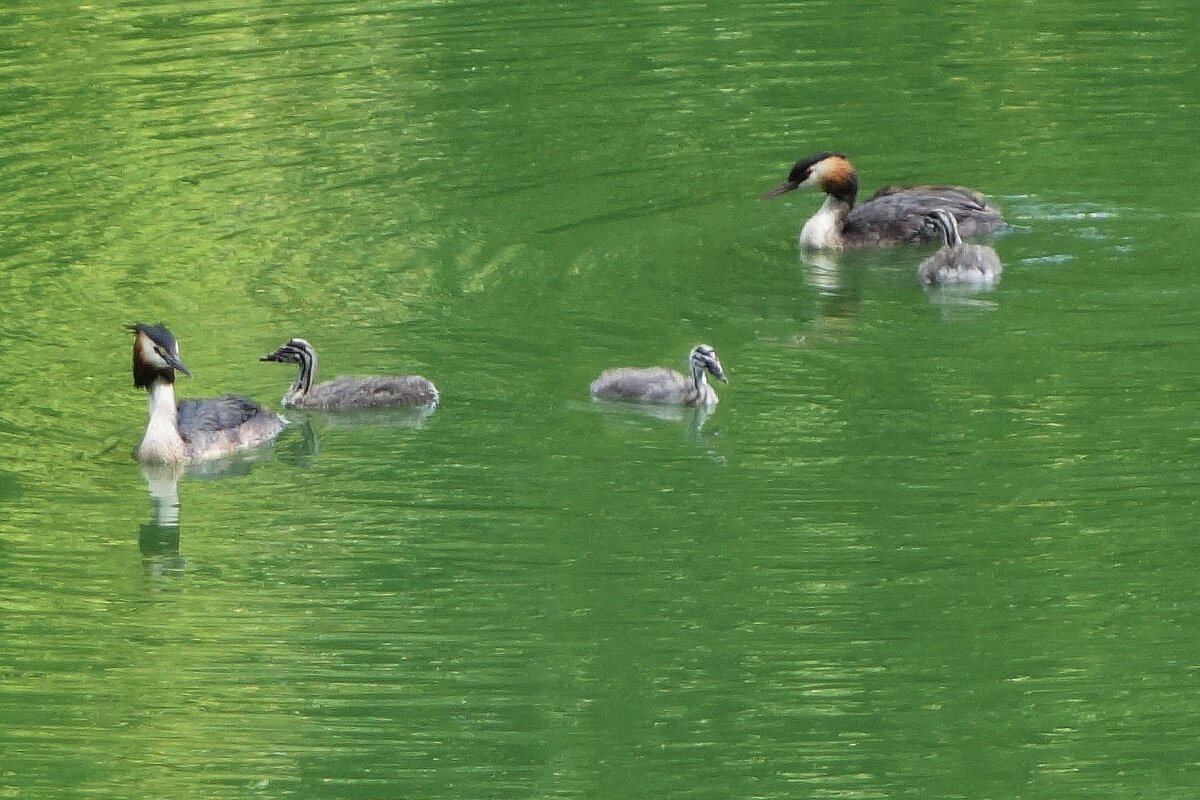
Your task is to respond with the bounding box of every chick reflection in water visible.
[587,394,718,436]
[589,344,727,436]
[917,208,1003,315]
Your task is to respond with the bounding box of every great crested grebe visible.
[590,344,728,407]
[918,208,1003,287]
[259,337,439,409]
[762,152,1005,249]
[129,323,286,464]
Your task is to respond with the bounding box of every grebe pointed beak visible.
[166,353,192,378]
[760,180,799,199]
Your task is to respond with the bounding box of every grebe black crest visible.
[590,344,728,407]
[762,152,1005,249]
[128,323,285,464]
[917,208,1003,287]
[260,337,439,410]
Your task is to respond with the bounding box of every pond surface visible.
[2,1,1199,797]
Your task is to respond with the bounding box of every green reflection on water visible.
[2,0,1199,798]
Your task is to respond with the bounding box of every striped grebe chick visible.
[918,208,1003,287]
[762,152,1005,249]
[590,344,728,407]
[260,338,439,410]
[129,323,286,464]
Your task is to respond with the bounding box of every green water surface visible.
[2,1,1199,798]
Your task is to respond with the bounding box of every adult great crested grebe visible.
[129,323,286,464]
[762,152,1005,249]
[590,344,728,407]
[259,337,440,410]
[918,208,1003,287]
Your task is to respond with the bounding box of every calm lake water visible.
[3,1,1199,797]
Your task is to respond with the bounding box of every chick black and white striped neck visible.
[589,343,729,407]
[927,207,963,248]
[260,337,440,410]
[266,338,318,406]
[687,344,725,400]
[917,207,1003,287]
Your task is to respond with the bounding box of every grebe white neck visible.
[137,380,187,464]
[799,195,850,250]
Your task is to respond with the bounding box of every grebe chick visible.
[762,152,1005,249]
[129,323,286,464]
[918,208,1003,287]
[590,344,728,407]
[260,338,439,410]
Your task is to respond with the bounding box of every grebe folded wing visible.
[849,185,1005,243]
[866,184,992,207]
[177,395,271,436]
[175,394,286,459]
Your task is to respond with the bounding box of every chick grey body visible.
[129,323,285,464]
[918,208,1003,286]
[590,344,727,407]
[763,152,1005,249]
[260,338,439,410]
